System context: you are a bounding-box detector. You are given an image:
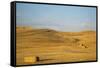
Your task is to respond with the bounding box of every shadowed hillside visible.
[16,27,96,65]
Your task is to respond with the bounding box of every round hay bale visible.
[24,56,39,63]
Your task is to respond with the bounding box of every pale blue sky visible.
[16,3,96,32]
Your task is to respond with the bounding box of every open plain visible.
[16,27,96,65]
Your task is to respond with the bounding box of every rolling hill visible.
[16,27,96,65]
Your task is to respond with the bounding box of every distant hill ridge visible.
[16,26,96,43]
[16,26,65,43]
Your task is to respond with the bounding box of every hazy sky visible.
[16,3,96,32]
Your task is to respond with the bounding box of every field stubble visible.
[16,27,96,65]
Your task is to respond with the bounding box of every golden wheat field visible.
[16,27,96,65]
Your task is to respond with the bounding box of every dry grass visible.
[16,27,96,65]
